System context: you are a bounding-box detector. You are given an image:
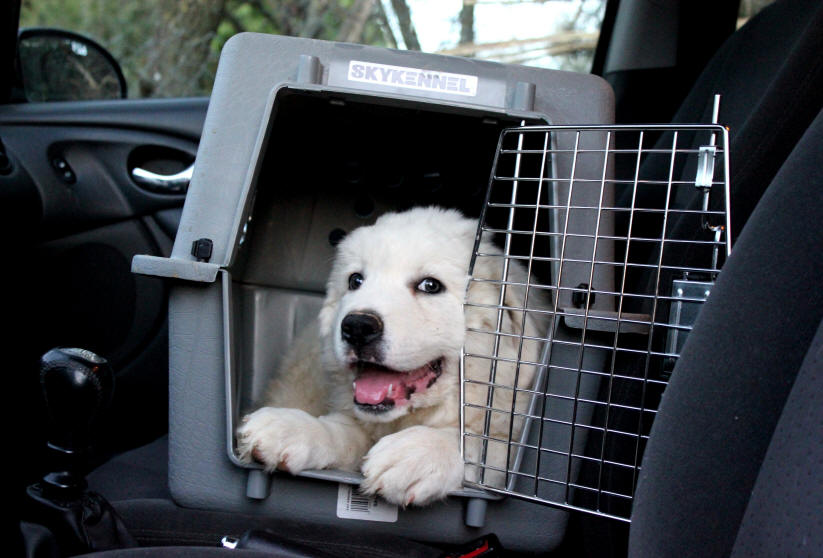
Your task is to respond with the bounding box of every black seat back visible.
[629,107,823,557]
[634,0,823,240]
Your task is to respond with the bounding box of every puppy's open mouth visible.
[352,358,443,412]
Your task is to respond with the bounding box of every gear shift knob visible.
[25,349,135,554]
[39,347,114,498]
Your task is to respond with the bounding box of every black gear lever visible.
[39,347,114,499]
[24,348,136,555]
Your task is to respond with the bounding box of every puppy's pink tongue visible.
[353,370,398,405]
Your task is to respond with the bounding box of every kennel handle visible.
[131,163,193,194]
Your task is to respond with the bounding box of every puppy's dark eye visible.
[416,277,443,294]
[348,272,364,290]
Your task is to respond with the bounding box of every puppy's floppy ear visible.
[497,254,546,350]
[500,280,528,339]
[318,249,347,338]
[318,296,337,338]
[319,270,345,338]
[472,236,531,339]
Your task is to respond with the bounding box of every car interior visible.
[5,0,822,556]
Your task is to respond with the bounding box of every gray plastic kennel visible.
[132,33,615,552]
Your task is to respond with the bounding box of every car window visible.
[19,0,777,101]
[738,0,776,27]
[20,0,608,99]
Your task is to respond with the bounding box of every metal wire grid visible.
[460,124,731,521]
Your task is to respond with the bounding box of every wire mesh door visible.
[461,124,731,521]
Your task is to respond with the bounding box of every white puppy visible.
[237,207,545,506]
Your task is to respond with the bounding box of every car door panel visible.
[1,98,207,473]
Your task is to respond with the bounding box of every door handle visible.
[131,163,193,194]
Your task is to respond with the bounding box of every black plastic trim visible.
[0,97,209,141]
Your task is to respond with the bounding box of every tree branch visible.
[338,0,376,43]
[375,0,398,48]
[299,0,331,38]
[437,30,597,57]
[389,0,420,50]
[459,0,475,47]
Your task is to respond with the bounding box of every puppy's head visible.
[319,207,476,422]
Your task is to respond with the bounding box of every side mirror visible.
[17,28,127,102]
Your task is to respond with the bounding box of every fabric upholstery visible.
[629,108,823,557]
[636,0,823,240]
[730,319,823,557]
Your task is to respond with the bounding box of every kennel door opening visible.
[461,124,731,521]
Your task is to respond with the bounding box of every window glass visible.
[20,0,608,99]
[738,0,775,26]
[397,1,606,72]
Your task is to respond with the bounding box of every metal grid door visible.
[461,124,731,521]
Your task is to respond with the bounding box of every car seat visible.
[631,0,823,242]
[570,0,823,552]
[628,105,823,558]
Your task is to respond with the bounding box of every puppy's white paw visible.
[360,426,463,507]
[236,407,334,474]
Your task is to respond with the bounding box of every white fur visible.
[237,207,545,506]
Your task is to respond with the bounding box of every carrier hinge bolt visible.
[191,238,214,262]
[572,283,595,308]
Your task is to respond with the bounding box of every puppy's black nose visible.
[341,312,383,348]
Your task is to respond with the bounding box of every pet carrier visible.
[132,33,615,552]
[461,122,731,521]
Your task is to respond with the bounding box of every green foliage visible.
[22,0,154,97]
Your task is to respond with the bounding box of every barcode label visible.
[336,484,398,522]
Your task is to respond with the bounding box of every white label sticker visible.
[347,60,479,97]
[336,484,398,522]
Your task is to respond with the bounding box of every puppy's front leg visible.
[237,409,370,473]
[360,426,464,507]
